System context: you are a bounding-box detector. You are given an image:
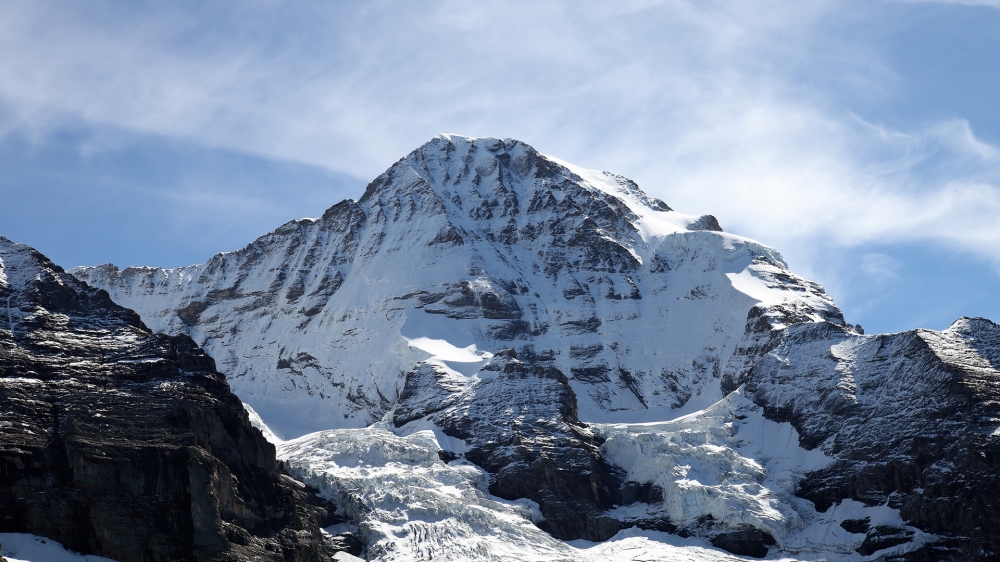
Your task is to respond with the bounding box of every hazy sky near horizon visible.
[1,0,999,334]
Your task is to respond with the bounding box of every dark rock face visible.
[856,526,914,556]
[708,527,775,558]
[687,214,723,232]
[0,238,346,562]
[746,317,1000,560]
[394,350,624,541]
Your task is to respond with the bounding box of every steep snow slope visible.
[73,134,844,438]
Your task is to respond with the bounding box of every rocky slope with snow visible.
[0,237,353,562]
[744,317,1000,559]
[67,135,1000,560]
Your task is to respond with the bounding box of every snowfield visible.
[0,534,118,562]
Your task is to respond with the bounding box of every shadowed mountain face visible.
[0,237,354,562]
[62,135,1000,559]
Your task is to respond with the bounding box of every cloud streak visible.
[893,0,1000,7]
[0,0,998,273]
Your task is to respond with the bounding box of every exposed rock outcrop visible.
[394,350,624,541]
[0,237,351,562]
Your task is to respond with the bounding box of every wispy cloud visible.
[891,0,1000,7]
[0,0,998,273]
[861,253,902,281]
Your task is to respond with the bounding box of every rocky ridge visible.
[0,237,355,561]
[744,317,1000,560]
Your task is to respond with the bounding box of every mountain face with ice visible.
[0,237,353,561]
[67,135,1000,560]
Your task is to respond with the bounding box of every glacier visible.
[261,389,931,561]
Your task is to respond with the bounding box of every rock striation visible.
[0,237,351,562]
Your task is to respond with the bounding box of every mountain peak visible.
[39,136,1000,560]
[355,134,698,260]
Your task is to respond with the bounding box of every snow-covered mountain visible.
[746,317,1000,558]
[69,135,1000,560]
[72,134,844,438]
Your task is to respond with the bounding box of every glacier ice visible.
[264,389,931,561]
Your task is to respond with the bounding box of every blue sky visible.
[1,0,998,334]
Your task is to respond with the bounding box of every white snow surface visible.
[0,533,118,562]
[277,418,751,561]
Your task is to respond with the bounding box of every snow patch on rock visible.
[595,389,933,558]
[0,533,118,562]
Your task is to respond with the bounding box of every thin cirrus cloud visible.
[0,0,998,330]
[895,0,1000,6]
[862,253,902,282]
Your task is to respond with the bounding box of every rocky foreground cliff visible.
[0,237,358,561]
